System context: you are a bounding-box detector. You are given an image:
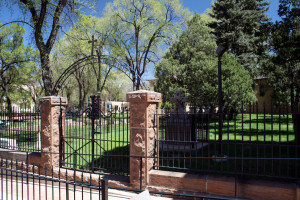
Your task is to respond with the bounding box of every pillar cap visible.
[126,90,161,103]
[39,96,68,106]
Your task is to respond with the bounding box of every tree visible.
[52,27,96,110]
[52,14,120,108]
[101,72,132,101]
[0,23,38,112]
[3,0,95,95]
[265,0,300,139]
[155,14,255,111]
[104,0,190,90]
[67,15,118,93]
[210,0,271,76]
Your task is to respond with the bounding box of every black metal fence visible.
[0,107,41,152]
[154,102,300,182]
[61,96,130,175]
[0,154,253,200]
[0,158,108,200]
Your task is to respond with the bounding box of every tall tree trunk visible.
[97,53,102,92]
[132,72,136,91]
[78,81,83,112]
[41,54,53,96]
[6,96,13,122]
[136,76,140,90]
[66,90,72,103]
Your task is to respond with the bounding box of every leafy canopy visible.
[155,14,255,110]
[104,0,190,90]
[0,23,38,108]
[210,0,271,76]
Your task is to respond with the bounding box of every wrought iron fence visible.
[0,158,108,200]
[0,107,41,152]
[61,96,130,176]
[154,102,300,182]
[0,154,252,200]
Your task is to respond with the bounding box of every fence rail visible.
[61,96,130,175]
[0,154,253,200]
[154,102,300,182]
[0,158,108,200]
[0,107,41,152]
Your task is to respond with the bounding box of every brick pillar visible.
[39,96,67,168]
[126,90,161,188]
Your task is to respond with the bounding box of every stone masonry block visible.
[40,96,67,168]
[130,128,146,157]
[146,128,156,156]
[130,103,147,128]
[127,90,162,187]
[146,103,157,128]
[41,106,51,125]
[127,90,161,103]
[40,96,68,106]
[41,124,52,147]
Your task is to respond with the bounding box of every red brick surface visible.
[149,170,297,200]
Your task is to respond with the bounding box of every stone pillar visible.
[126,90,161,188]
[39,96,68,168]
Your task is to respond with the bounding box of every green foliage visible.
[155,14,255,110]
[0,23,38,108]
[3,0,96,95]
[210,0,271,76]
[52,14,132,106]
[264,0,300,107]
[104,0,190,90]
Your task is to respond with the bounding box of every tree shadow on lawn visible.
[202,121,295,140]
[84,145,130,176]
[159,141,300,182]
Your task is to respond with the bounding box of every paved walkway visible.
[0,177,173,200]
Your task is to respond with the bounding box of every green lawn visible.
[0,121,40,151]
[159,113,295,142]
[217,114,295,142]
[157,113,299,181]
[63,123,130,175]
[1,113,297,179]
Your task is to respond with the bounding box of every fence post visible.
[39,96,68,169]
[101,179,108,200]
[126,90,161,188]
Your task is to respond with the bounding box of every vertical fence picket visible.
[39,164,41,200]
[16,160,18,200]
[10,159,13,200]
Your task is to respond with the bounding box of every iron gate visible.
[59,95,130,175]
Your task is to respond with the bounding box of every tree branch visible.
[46,0,68,51]
[0,21,34,29]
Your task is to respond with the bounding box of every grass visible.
[0,121,40,151]
[157,113,299,181]
[63,123,130,175]
[159,113,296,142]
[158,142,300,182]
[1,113,298,179]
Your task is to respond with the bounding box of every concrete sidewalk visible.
[0,177,173,200]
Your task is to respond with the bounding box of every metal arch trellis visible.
[51,53,149,96]
[51,55,121,96]
[54,52,131,174]
[60,94,130,175]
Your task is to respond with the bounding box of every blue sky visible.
[0,0,280,80]
[94,0,280,21]
[1,0,281,37]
